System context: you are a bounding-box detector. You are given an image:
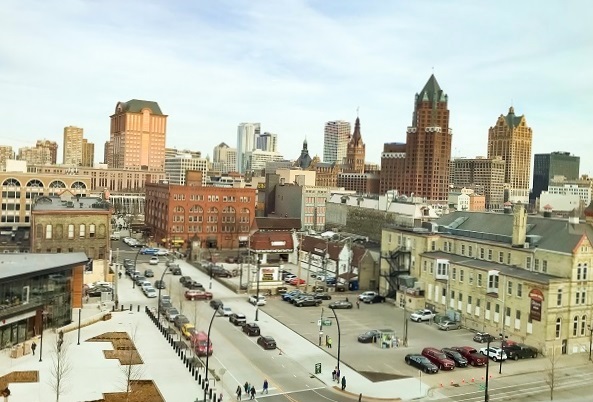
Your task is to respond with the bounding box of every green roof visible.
[119,99,163,115]
[503,106,523,128]
[417,74,447,103]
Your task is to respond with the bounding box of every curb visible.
[330,385,402,401]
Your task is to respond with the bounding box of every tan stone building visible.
[0,146,15,170]
[450,156,505,210]
[381,204,593,356]
[35,140,58,165]
[63,126,84,165]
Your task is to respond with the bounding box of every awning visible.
[239,236,248,241]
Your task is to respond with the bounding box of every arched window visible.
[89,224,96,238]
[49,180,66,188]
[581,315,587,336]
[72,181,87,189]
[45,224,52,239]
[555,318,562,338]
[79,224,86,238]
[55,224,63,239]
[36,224,43,239]
[26,179,44,188]
[98,224,106,238]
[2,178,21,187]
[68,224,75,239]
[573,316,579,336]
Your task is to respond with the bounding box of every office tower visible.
[487,107,532,201]
[380,74,452,202]
[0,146,15,170]
[18,146,52,165]
[244,149,284,174]
[256,132,278,153]
[35,140,58,164]
[344,117,365,173]
[82,139,94,167]
[532,152,580,199]
[236,123,260,173]
[63,126,84,165]
[450,156,506,210]
[323,120,351,164]
[213,142,238,173]
[109,99,167,170]
[164,150,209,185]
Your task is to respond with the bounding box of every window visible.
[468,295,472,305]
[488,249,492,261]
[584,264,588,280]
[516,310,521,320]
[460,269,464,283]
[498,251,504,263]
[581,315,587,336]
[480,248,485,259]
[535,259,540,271]
[423,261,427,272]
[89,224,96,238]
[431,241,436,251]
[573,316,578,336]
[507,281,512,295]
[507,252,511,265]
[458,292,463,302]
[477,273,482,287]
[461,245,466,255]
[468,246,473,257]
[451,290,455,300]
[430,262,434,274]
[488,275,499,289]
[452,268,457,280]
[79,224,86,238]
[495,304,500,313]
[476,299,481,307]
[45,224,52,239]
[581,292,586,304]
[557,289,562,306]
[505,306,511,318]
[68,224,74,239]
[526,256,532,269]
[543,260,548,273]
[517,283,522,297]
[577,265,582,280]
[486,301,491,311]
[469,272,474,285]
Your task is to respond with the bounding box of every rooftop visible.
[32,196,111,211]
[0,252,88,280]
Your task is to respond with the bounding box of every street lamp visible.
[202,307,217,402]
[329,308,342,371]
[484,335,494,402]
[588,325,593,361]
[132,247,143,289]
[499,332,508,374]
[255,257,261,321]
[39,310,49,362]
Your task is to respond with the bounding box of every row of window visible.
[173,194,252,203]
[2,179,86,188]
[35,223,106,240]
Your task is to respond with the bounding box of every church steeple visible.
[294,138,312,169]
[345,115,365,173]
[350,117,363,146]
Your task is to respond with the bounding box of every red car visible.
[290,278,305,285]
[422,348,455,370]
[451,346,488,366]
[184,289,213,300]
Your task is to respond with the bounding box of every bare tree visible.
[120,328,144,402]
[544,342,561,401]
[48,332,71,402]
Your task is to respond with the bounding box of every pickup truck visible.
[503,343,538,360]
[410,309,436,322]
[452,346,488,366]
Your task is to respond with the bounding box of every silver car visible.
[437,320,461,331]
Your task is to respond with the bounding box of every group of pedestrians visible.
[236,379,268,400]
[331,367,347,390]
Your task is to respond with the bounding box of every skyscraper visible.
[256,132,278,153]
[35,140,58,165]
[82,139,94,167]
[450,156,506,210]
[236,123,260,173]
[213,142,238,173]
[323,120,351,164]
[532,152,580,199]
[63,126,84,165]
[487,107,532,202]
[108,99,167,170]
[380,74,452,202]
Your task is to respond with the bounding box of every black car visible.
[243,323,260,336]
[174,314,190,330]
[154,280,166,289]
[209,266,232,278]
[503,344,538,360]
[170,266,182,275]
[357,330,380,343]
[186,281,205,290]
[441,348,469,367]
[473,332,495,343]
[257,336,277,350]
[363,294,386,304]
[295,296,322,307]
[179,276,192,285]
[209,299,223,310]
[229,313,247,326]
[313,292,332,300]
[144,269,154,278]
[404,354,439,374]
[329,300,353,309]
[86,286,113,297]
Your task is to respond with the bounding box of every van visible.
[110,232,121,240]
[191,331,213,356]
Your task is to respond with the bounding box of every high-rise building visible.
[487,107,532,202]
[256,132,278,153]
[82,139,94,167]
[164,150,209,186]
[35,140,58,165]
[108,99,167,170]
[532,152,580,199]
[344,117,365,173]
[237,123,261,173]
[18,146,52,165]
[63,126,84,165]
[380,74,452,202]
[244,149,284,174]
[323,120,350,164]
[0,146,15,170]
[213,142,238,173]
[450,156,506,210]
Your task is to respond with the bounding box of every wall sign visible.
[529,288,544,322]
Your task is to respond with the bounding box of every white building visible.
[546,184,592,205]
[323,120,351,164]
[237,123,260,173]
[212,142,237,173]
[256,132,278,153]
[164,152,208,185]
[245,150,283,172]
[276,168,317,187]
[448,192,470,211]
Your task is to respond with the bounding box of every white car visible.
[409,309,436,322]
[218,306,233,317]
[249,295,267,306]
[283,274,297,284]
[480,346,507,362]
[140,281,152,289]
[149,257,159,265]
[358,291,377,301]
[143,287,157,298]
[155,249,169,256]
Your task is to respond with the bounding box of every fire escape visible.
[380,247,411,298]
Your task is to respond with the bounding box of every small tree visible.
[48,332,71,402]
[544,343,561,401]
[120,328,144,402]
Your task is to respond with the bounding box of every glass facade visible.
[0,268,73,349]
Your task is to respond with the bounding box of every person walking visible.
[358,392,363,402]
[327,337,333,348]
[244,381,249,394]
[236,385,242,400]
[332,368,336,381]
[250,385,256,400]
[341,376,347,391]
[335,369,340,383]
[356,300,360,309]
[262,379,269,394]
[31,341,36,356]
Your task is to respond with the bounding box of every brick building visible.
[144,171,256,251]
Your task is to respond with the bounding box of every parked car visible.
[154,280,166,289]
[229,313,247,326]
[185,289,213,300]
[159,301,172,312]
[404,354,439,374]
[218,305,233,317]
[357,330,380,343]
[181,323,196,340]
[159,295,171,307]
[363,294,386,304]
[87,285,113,297]
[191,331,213,356]
[179,276,193,285]
[110,232,121,240]
[140,247,159,255]
[139,280,152,290]
[282,290,303,302]
[143,287,156,298]
[473,332,495,343]
[248,295,266,306]
[257,336,277,350]
[329,300,353,309]
[243,323,260,336]
[165,307,180,322]
[170,266,182,275]
[451,346,488,366]
[325,277,337,285]
[144,269,154,278]
[209,265,232,278]
[155,249,169,256]
[480,346,508,362]
[149,257,159,265]
[410,309,436,322]
[503,343,538,360]
[313,292,332,300]
[295,296,322,307]
[358,291,377,301]
[441,348,469,367]
[134,276,147,286]
[186,280,205,290]
[209,299,223,310]
[174,314,190,330]
[437,321,461,331]
[422,347,456,370]
[283,274,297,284]
[289,277,306,286]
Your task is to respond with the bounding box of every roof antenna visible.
[356,106,359,118]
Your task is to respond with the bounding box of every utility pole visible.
[402,288,409,347]
[297,233,303,291]
[318,307,324,346]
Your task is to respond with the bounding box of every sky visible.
[1,0,592,176]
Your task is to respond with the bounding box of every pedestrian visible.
[325,334,329,347]
[244,381,249,394]
[31,341,36,356]
[335,369,340,383]
[327,337,333,348]
[356,300,360,309]
[250,386,256,400]
[236,385,242,400]
[358,393,362,402]
[262,378,269,394]
[341,376,347,391]
[332,369,336,381]
[345,297,349,302]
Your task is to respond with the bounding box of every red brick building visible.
[144,171,256,250]
[380,75,452,202]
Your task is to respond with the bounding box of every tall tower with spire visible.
[380,74,452,201]
[345,116,365,173]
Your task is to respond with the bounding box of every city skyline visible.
[1,1,592,174]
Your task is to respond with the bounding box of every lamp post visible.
[401,288,409,347]
[132,247,143,289]
[499,332,508,374]
[328,309,342,371]
[255,257,261,321]
[484,335,493,402]
[203,307,217,402]
[156,267,170,319]
[588,325,593,361]
[39,310,49,363]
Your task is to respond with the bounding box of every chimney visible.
[568,208,580,225]
[511,203,527,247]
